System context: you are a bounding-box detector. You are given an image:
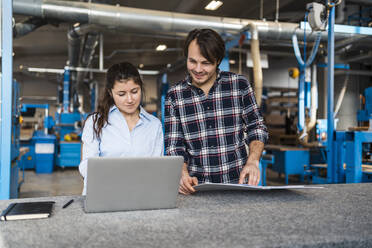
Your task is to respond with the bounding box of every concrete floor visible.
[19,167,83,198]
[17,165,303,199]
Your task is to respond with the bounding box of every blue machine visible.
[54,111,83,168]
[265,145,309,185]
[33,131,56,174]
[266,3,372,185]
[18,70,84,172]
[316,119,339,146]
[309,87,372,184]
[53,68,84,168]
[10,81,21,198]
[20,104,55,132]
[335,87,372,183]
[11,82,21,162]
[19,104,57,174]
[357,87,372,122]
[316,119,328,146]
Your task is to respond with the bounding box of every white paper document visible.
[193,183,324,191]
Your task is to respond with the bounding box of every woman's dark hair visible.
[184,28,225,66]
[87,62,144,139]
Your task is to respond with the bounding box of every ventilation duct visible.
[13,16,48,38]
[76,32,99,113]
[67,24,100,113]
[246,23,263,107]
[13,0,358,41]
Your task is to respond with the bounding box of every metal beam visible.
[0,0,13,199]
[343,51,372,62]
[327,6,335,184]
[239,0,296,20]
[348,0,372,5]
[301,22,372,36]
[26,66,160,75]
[335,70,372,76]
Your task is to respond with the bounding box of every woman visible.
[79,62,164,195]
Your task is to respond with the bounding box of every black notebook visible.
[1,201,55,221]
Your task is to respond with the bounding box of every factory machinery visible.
[1,68,89,199]
[259,1,372,185]
[1,0,372,199]
[18,69,86,176]
[0,68,86,200]
[263,86,372,185]
[9,81,21,198]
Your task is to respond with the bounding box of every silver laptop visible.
[84,156,183,213]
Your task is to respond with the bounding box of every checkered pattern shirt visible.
[165,70,268,183]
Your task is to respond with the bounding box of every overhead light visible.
[156,44,167,51]
[205,1,223,10]
[138,69,160,75]
[139,64,144,68]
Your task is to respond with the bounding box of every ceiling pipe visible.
[342,51,372,62]
[67,24,100,112]
[335,70,372,76]
[76,32,99,113]
[26,66,160,75]
[335,36,366,49]
[104,48,183,60]
[307,64,318,133]
[67,27,82,68]
[67,24,105,66]
[335,0,345,24]
[13,16,48,38]
[347,0,372,5]
[80,33,99,69]
[298,65,322,148]
[13,0,358,42]
[230,47,294,57]
[334,36,368,55]
[334,73,349,118]
[99,34,103,71]
[245,23,263,107]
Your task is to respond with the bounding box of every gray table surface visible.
[0,183,371,248]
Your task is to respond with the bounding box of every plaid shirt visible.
[165,70,268,183]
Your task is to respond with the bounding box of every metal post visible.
[45,107,49,134]
[161,73,168,131]
[298,67,305,133]
[260,0,264,20]
[275,0,279,22]
[90,81,96,112]
[99,33,104,71]
[95,80,98,112]
[327,5,335,183]
[0,0,13,199]
[63,68,70,113]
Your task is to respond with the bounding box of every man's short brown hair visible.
[184,29,225,66]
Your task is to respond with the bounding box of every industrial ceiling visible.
[12,0,321,73]
[11,0,372,83]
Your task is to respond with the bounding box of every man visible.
[165,28,268,195]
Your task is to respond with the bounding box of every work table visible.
[0,183,371,248]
